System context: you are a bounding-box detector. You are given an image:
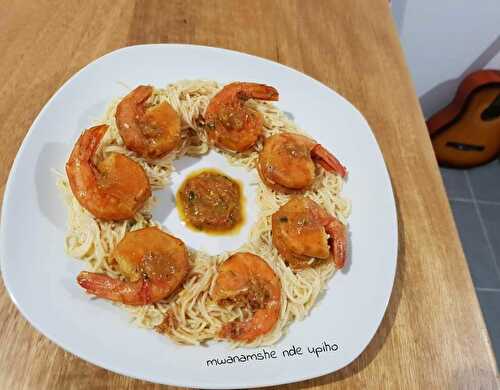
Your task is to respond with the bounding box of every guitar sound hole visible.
[481,93,500,121]
[446,142,484,152]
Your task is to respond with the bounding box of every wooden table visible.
[1,1,498,388]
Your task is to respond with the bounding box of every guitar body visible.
[427,70,500,168]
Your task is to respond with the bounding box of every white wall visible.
[392,1,500,119]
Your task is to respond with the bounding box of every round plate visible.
[0,44,397,389]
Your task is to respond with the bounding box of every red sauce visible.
[176,169,245,235]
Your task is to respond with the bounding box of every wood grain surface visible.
[0,0,498,389]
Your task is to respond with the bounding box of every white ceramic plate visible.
[0,44,397,388]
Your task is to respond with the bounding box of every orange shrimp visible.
[204,82,279,152]
[66,125,151,221]
[211,252,281,342]
[115,85,181,159]
[258,133,347,193]
[272,196,347,270]
[77,227,190,305]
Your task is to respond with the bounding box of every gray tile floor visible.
[440,159,500,369]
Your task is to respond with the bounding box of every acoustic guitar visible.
[426,69,500,168]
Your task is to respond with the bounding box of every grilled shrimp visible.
[66,125,151,221]
[77,227,190,305]
[258,133,347,193]
[257,133,347,193]
[211,252,281,342]
[272,196,347,270]
[204,82,279,152]
[115,85,181,159]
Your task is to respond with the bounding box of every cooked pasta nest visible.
[57,80,350,347]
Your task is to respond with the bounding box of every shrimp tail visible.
[77,271,151,306]
[311,144,347,178]
[325,219,347,269]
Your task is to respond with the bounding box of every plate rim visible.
[0,43,398,389]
